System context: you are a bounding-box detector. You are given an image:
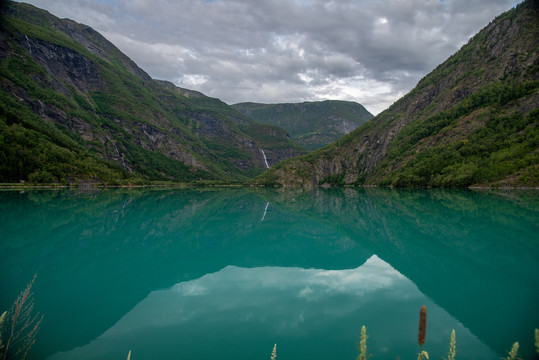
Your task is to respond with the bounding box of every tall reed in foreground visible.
[270,343,277,360]
[1,275,43,360]
[417,305,429,360]
[505,342,519,360]
[0,312,6,353]
[445,329,456,360]
[356,325,369,360]
[418,305,427,347]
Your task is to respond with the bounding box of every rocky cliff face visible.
[0,2,305,183]
[258,0,538,188]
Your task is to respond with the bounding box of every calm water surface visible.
[0,188,537,360]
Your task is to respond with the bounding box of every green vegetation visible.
[238,122,306,153]
[233,100,373,150]
[321,173,345,187]
[378,81,539,187]
[258,0,538,188]
[0,90,127,183]
[3,0,538,188]
[0,2,305,185]
[373,1,539,188]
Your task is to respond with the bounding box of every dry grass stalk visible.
[535,329,539,354]
[356,325,369,360]
[1,274,43,360]
[445,329,456,360]
[270,343,277,360]
[505,342,519,360]
[126,350,131,360]
[416,350,429,360]
[418,305,427,346]
[0,311,6,352]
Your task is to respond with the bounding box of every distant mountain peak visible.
[232,100,373,151]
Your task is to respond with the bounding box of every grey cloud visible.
[19,0,520,114]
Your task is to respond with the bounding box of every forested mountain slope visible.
[232,100,373,151]
[0,2,305,184]
[257,0,538,188]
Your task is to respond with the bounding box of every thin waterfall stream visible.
[260,149,270,169]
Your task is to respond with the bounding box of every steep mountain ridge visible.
[257,0,538,188]
[0,2,305,184]
[232,100,373,151]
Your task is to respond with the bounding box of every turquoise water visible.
[0,188,537,360]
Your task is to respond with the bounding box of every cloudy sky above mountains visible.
[20,0,521,114]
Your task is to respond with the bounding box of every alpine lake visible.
[1,187,537,360]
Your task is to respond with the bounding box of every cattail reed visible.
[418,305,427,346]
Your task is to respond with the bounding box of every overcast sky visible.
[19,0,521,114]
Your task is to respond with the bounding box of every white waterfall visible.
[260,149,270,169]
[106,136,121,158]
[25,35,32,54]
[107,135,128,170]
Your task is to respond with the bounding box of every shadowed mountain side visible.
[259,188,539,358]
[0,189,370,358]
[0,3,305,184]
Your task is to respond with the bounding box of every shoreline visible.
[1,183,537,191]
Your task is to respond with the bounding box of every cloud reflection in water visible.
[48,255,495,360]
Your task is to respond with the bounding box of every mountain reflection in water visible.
[47,257,495,360]
[0,188,537,359]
